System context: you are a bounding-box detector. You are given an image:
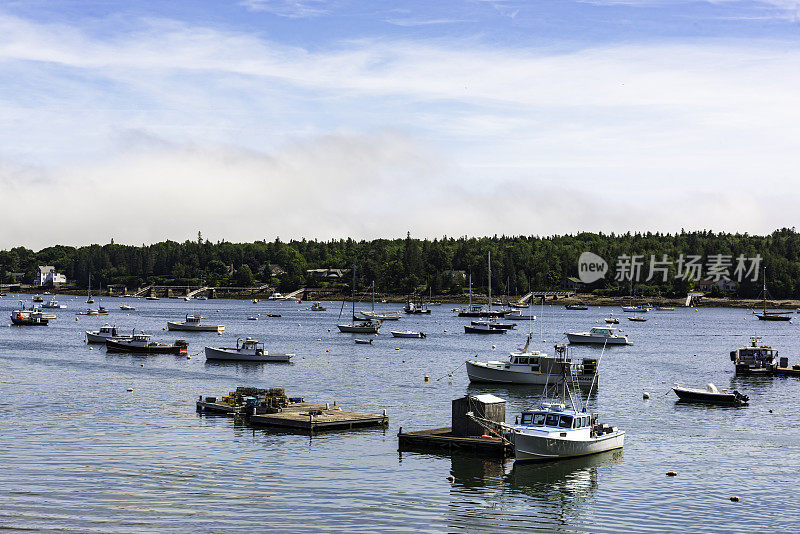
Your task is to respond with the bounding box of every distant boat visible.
[465,323,506,334]
[42,299,65,309]
[87,274,94,304]
[120,304,135,311]
[11,305,49,326]
[145,296,160,301]
[354,338,373,345]
[309,302,326,311]
[32,294,43,303]
[86,324,131,344]
[605,317,619,324]
[566,326,630,345]
[167,314,225,332]
[337,264,381,334]
[106,332,188,355]
[753,268,792,321]
[628,316,647,322]
[391,330,426,338]
[565,304,588,310]
[205,337,293,362]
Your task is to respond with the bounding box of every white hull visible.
[167,321,224,332]
[204,346,292,362]
[391,331,425,338]
[466,361,594,385]
[86,332,131,344]
[566,333,629,345]
[514,430,625,462]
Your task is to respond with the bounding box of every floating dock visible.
[773,366,800,377]
[247,402,388,431]
[398,427,512,457]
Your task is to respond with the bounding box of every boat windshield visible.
[559,415,573,428]
[545,413,559,427]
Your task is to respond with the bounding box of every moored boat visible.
[391,330,426,338]
[42,299,66,309]
[86,324,131,344]
[105,332,188,355]
[32,294,43,303]
[565,326,630,345]
[628,316,647,322]
[167,314,225,332]
[565,304,588,310]
[605,317,619,324]
[120,304,135,311]
[672,383,749,405]
[467,337,597,386]
[11,307,49,326]
[465,323,506,334]
[471,319,516,330]
[511,403,624,463]
[205,337,293,362]
[309,302,326,311]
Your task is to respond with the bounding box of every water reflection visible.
[506,449,623,498]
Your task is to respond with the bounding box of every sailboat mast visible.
[488,251,492,311]
[468,274,472,307]
[352,262,356,321]
[763,267,767,314]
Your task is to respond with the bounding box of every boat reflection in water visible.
[506,448,623,497]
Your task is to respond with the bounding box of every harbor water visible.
[1,296,799,532]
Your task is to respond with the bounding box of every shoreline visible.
[6,289,799,310]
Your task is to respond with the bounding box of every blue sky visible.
[1,1,800,247]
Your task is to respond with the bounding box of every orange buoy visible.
[730,496,739,502]
[446,475,454,482]
[424,375,429,382]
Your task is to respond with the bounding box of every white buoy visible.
[643,392,650,399]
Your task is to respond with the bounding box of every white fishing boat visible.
[731,337,778,375]
[506,310,536,321]
[511,403,625,463]
[204,337,293,362]
[86,324,131,344]
[42,299,66,309]
[167,314,225,332]
[77,308,100,316]
[467,336,597,386]
[32,294,43,303]
[604,317,619,324]
[29,306,57,320]
[391,330,426,338]
[145,296,160,301]
[120,304,135,310]
[106,332,188,355]
[565,326,630,345]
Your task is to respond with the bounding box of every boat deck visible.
[397,427,512,457]
[247,402,388,431]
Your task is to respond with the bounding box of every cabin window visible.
[520,357,530,365]
[545,414,559,427]
[521,413,532,425]
[532,413,546,426]
[559,416,573,428]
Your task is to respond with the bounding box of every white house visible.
[36,266,67,287]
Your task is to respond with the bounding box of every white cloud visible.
[1,12,800,246]
[238,0,333,18]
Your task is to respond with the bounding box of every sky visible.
[1,0,800,249]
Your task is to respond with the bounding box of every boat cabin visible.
[589,326,615,336]
[185,314,203,323]
[131,332,151,342]
[519,404,598,430]
[99,324,120,336]
[237,337,265,354]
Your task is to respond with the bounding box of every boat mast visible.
[468,273,472,307]
[763,267,767,314]
[488,251,492,312]
[352,261,356,324]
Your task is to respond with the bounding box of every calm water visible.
[1,295,799,533]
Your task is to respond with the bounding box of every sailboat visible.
[86,274,94,304]
[464,252,509,333]
[337,265,381,334]
[360,281,401,320]
[753,268,792,321]
[458,264,506,318]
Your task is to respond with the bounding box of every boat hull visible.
[11,316,48,326]
[204,346,292,362]
[337,324,380,334]
[466,361,594,385]
[86,332,131,344]
[391,331,426,338]
[565,333,629,345]
[672,388,747,405]
[464,325,506,334]
[754,314,792,321]
[106,339,187,355]
[514,430,625,463]
[167,322,224,332]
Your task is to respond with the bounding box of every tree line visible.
[2,228,800,298]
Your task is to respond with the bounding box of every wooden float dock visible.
[773,366,800,377]
[247,402,388,431]
[398,427,512,457]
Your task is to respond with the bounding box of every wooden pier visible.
[398,427,512,457]
[247,402,388,431]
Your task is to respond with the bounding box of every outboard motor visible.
[730,350,737,362]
